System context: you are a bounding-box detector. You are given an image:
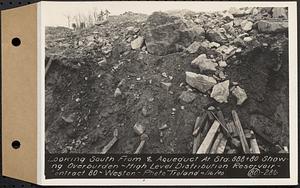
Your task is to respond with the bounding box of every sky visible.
[42,1,288,27]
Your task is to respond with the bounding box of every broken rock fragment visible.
[232,86,248,105]
[179,90,197,103]
[210,80,230,103]
[131,36,145,49]
[185,71,217,93]
[240,20,253,31]
[191,54,217,72]
[186,41,201,54]
[272,7,288,19]
[207,28,228,44]
[161,82,172,91]
[114,88,122,97]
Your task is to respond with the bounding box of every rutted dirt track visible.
[45,7,289,154]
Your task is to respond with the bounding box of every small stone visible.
[262,43,269,47]
[186,72,217,93]
[244,129,252,139]
[159,124,168,130]
[210,80,230,103]
[232,86,248,105]
[209,42,221,48]
[62,113,75,123]
[180,106,185,110]
[243,37,253,42]
[97,57,107,66]
[207,106,215,111]
[160,131,164,137]
[232,81,239,86]
[114,88,122,97]
[240,20,253,31]
[131,36,145,49]
[219,71,226,80]
[179,91,197,103]
[172,108,176,112]
[136,77,141,81]
[161,82,172,91]
[142,106,149,116]
[117,79,126,87]
[186,41,201,53]
[218,60,227,67]
[133,123,146,135]
[75,98,80,102]
[162,72,168,78]
[227,149,237,154]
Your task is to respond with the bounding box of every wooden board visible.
[196,121,220,154]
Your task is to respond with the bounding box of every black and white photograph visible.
[45,2,290,155]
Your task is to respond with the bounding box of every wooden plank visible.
[202,120,211,137]
[207,111,214,123]
[101,129,118,154]
[210,132,223,154]
[216,110,228,130]
[192,132,203,154]
[192,114,207,153]
[229,121,238,137]
[192,114,207,136]
[250,131,260,154]
[196,121,220,154]
[226,122,233,134]
[216,137,228,154]
[210,111,230,138]
[232,110,250,153]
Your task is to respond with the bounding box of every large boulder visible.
[185,71,217,93]
[257,20,288,33]
[144,12,205,55]
[210,80,230,103]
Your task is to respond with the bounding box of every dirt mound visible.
[45,7,289,154]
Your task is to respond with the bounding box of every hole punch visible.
[11,140,21,149]
[11,37,21,46]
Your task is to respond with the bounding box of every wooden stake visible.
[210,132,223,154]
[101,129,118,154]
[250,130,260,154]
[196,121,220,154]
[216,137,227,154]
[232,110,250,154]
